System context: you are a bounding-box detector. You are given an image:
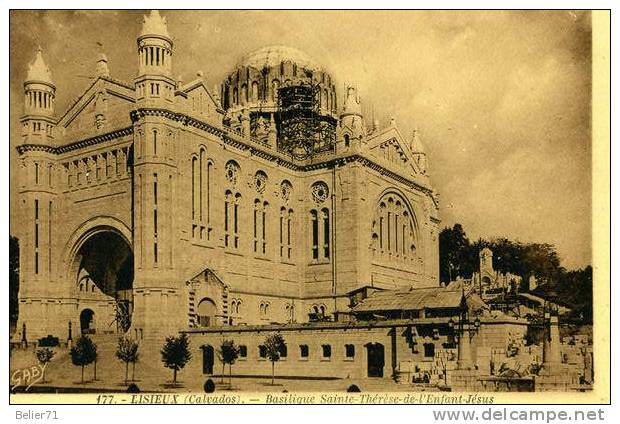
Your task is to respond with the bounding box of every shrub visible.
[346,384,361,392]
[127,383,140,393]
[38,335,59,347]
[204,379,215,393]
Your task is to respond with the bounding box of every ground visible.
[9,339,439,394]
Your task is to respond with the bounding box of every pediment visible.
[57,77,135,138]
[366,125,422,175]
[180,79,222,116]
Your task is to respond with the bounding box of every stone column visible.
[268,113,277,147]
[543,316,562,371]
[457,327,473,370]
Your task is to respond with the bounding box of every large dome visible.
[237,45,320,71]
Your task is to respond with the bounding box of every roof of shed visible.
[352,286,464,313]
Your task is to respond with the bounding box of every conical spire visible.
[342,85,362,116]
[140,10,170,40]
[411,126,425,154]
[96,53,110,77]
[26,48,54,86]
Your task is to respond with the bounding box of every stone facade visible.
[14,11,440,343]
[182,318,526,383]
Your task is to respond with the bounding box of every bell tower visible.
[21,48,56,145]
[131,11,182,342]
[15,48,60,341]
[338,84,366,152]
[135,10,175,107]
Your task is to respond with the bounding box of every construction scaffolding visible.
[276,81,337,159]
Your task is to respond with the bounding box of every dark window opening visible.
[300,344,309,358]
[345,344,355,358]
[424,343,435,358]
[311,210,319,259]
[322,344,331,358]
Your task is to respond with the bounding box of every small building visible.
[184,285,530,384]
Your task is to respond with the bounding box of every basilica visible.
[14,10,440,343]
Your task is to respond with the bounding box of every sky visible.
[9,10,592,269]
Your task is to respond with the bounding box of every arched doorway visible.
[202,345,214,374]
[80,309,95,334]
[366,343,385,377]
[72,228,134,333]
[196,298,217,327]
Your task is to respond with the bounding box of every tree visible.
[9,236,19,325]
[218,339,239,386]
[439,224,476,283]
[70,335,97,384]
[116,337,140,385]
[263,333,285,385]
[35,347,55,383]
[160,333,192,385]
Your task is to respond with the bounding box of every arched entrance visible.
[202,345,214,374]
[71,228,134,333]
[366,343,385,377]
[80,308,95,334]
[196,298,217,327]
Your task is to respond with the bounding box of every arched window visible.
[287,209,293,259]
[311,210,319,260]
[206,162,212,228]
[323,88,329,110]
[191,157,198,221]
[344,134,350,147]
[285,303,294,322]
[254,199,261,253]
[300,344,309,358]
[241,84,248,104]
[345,344,355,358]
[262,201,268,254]
[251,81,259,102]
[234,193,241,249]
[199,149,205,221]
[224,190,232,247]
[272,79,280,101]
[280,207,286,258]
[372,192,418,260]
[322,208,330,259]
[197,298,217,327]
[153,130,157,156]
[233,87,238,104]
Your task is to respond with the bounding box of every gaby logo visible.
[10,364,46,391]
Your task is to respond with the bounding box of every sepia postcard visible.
[7,9,611,406]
